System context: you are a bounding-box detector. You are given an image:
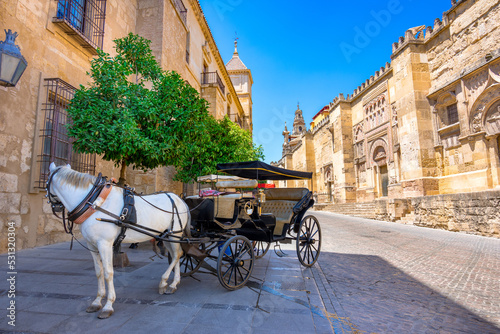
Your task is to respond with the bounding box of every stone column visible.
[374,165,380,197]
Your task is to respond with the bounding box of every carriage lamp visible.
[257,189,266,215]
[0,29,28,87]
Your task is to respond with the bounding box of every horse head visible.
[47,162,96,212]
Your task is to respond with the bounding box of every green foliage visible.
[173,116,264,182]
[67,33,263,183]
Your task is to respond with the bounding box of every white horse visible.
[47,163,190,319]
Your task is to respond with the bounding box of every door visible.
[380,165,388,197]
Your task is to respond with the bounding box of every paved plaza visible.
[315,211,500,333]
[0,211,499,333]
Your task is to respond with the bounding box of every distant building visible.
[0,0,252,252]
[274,0,500,237]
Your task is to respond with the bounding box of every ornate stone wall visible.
[279,0,500,237]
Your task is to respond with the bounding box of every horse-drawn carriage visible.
[46,160,321,318]
[181,161,321,290]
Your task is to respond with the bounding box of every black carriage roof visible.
[216,161,312,181]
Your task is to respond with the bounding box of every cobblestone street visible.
[313,211,500,333]
[0,211,499,333]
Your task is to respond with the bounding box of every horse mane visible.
[56,167,97,189]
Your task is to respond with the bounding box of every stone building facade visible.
[0,0,253,252]
[275,0,500,237]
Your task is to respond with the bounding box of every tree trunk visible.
[118,160,127,186]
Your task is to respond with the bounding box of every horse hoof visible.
[98,310,114,319]
[165,286,177,295]
[86,304,102,313]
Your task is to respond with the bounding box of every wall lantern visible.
[0,29,28,87]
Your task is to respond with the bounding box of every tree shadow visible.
[319,252,500,334]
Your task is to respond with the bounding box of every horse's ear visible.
[66,164,71,169]
[49,162,57,172]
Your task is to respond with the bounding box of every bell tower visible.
[226,39,253,133]
[292,103,306,135]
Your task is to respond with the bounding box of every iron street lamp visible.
[0,29,28,87]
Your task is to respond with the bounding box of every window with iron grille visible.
[53,0,106,54]
[447,103,459,125]
[173,0,187,25]
[36,78,96,188]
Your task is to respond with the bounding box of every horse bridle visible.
[46,167,106,233]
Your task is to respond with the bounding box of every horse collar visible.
[70,183,113,224]
[67,174,110,224]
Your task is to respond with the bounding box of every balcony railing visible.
[201,71,225,95]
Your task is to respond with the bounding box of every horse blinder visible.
[46,168,65,216]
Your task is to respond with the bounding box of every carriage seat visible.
[261,188,309,235]
[212,193,242,219]
[185,193,242,220]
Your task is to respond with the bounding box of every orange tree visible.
[67,33,262,184]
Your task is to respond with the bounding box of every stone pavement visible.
[314,211,500,334]
[1,211,500,333]
[0,236,336,334]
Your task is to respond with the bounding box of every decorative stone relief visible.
[369,137,389,166]
[485,100,500,136]
[353,122,364,143]
[469,85,500,136]
[471,111,483,133]
[355,141,365,160]
[392,104,398,127]
[465,69,488,101]
[489,63,500,83]
[373,146,387,161]
[364,93,388,132]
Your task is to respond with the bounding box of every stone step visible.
[398,212,416,225]
[317,202,380,219]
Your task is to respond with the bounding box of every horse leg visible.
[159,242,182,295]
[97,242,116,319]
[86,245,105,313]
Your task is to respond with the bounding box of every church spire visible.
[226,37,247,70]
[234,32,239,55]
[292,103,306,135]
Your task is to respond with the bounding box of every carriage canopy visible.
[216,161,312,181]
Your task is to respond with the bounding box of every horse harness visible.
[46,168,184,252]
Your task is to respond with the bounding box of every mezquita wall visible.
[276,0,500,237]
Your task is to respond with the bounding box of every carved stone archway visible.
[369,138,389,167]
[469,84,500,135]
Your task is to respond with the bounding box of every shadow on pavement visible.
[319,252,500,333]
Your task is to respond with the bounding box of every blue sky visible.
[198,0,452,163]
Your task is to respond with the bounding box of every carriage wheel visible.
[252,240,270,259]
[168,243,205,277]
[179,243,206,277]
[217,235,255,290]
[296,215,321,267]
